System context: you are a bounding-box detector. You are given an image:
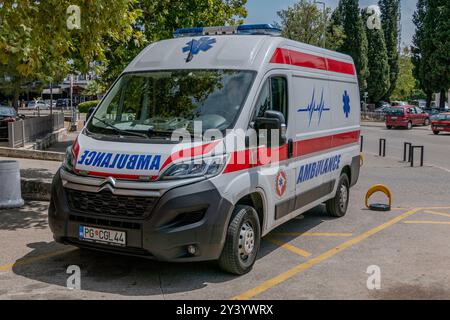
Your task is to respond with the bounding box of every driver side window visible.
[254,76,288,123]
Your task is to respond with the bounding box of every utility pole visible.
[314,1,326,48]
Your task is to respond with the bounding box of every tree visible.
[412,0,450,109]
[333,0,369,95]
[411,0,434,107]
[426,0,450,109]
[103,0,248,84]
[0,0,141,108]
[277,0,345,50]
[379,0,400,101]
[363,9,390,103]
[391,48,416,101]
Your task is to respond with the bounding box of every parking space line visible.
[0,248,76,273]
[265,237,312,258]
[232,208,421,300]
[404,221,450,225]
[423,211,450,219]
[273,232,353,237]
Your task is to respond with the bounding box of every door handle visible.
[288,139,294,159]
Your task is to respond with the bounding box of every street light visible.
[314,0,326,48]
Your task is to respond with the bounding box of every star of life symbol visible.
[182,37,216,62]
[343,90,351,118]
[276,170,287,197]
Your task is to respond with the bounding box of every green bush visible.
[78,100,99,113]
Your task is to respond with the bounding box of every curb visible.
[21,178,52,201]
[0,147,64,162]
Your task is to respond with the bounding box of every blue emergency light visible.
[173,24,282,38]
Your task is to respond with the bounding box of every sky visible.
[245,0,417,47]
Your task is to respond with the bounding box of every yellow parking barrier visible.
[365,184,392,211]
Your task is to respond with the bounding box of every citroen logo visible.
[99,177,116,193]
[102,177,116,187]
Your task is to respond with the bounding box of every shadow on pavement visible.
[12,205,333,297]
[0,201,49,230]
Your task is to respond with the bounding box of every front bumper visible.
[49,169,233,262]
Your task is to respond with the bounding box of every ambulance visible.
[49,24,361,275]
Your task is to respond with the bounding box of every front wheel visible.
[407,121,413,130]
[326,173,350,218]
[386,125,392,130]
[433,131,440,135]
[219,205,261,275]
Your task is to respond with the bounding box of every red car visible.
[431,112,450,135]
[385,106,430,130]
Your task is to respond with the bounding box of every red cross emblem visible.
[276,170,287,197]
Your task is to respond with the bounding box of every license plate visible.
[436,127,444,130]
[79,225,126,246]
[391,117,397,120]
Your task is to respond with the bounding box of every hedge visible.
[78,100,99,113]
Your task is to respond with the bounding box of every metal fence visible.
[361,111,386,122]
[7,113,65,148]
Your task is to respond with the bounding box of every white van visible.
[49,24,361,275]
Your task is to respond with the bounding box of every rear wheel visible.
[386,125,392,130]
[433,131,440,135]
[326,174,350,218]
[407,121,413,130]
[424,118,430,126]
[218,205,261,275]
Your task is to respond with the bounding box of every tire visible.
[386,125,392,130]
[407,121,413,130]
[218,205,261,275]
[433,131,440,135]
[424,118,430,126]
[326,173,350,218]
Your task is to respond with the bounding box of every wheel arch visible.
[234,190,266,232]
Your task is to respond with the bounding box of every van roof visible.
[124,35,356,78]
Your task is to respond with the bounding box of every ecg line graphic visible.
[297,89,330,126]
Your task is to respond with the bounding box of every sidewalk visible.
[0,156,60,202]
[0,129,78,202]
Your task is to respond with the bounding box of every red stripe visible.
[224,130,360,174]
[293,130,360,157]
[160,140,220,171]
[270,48,355,76]
[223,145,288,174]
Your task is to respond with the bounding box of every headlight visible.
[63,146,76,173]
[160,155,228,180]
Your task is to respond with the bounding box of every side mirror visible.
[254,110,287,146]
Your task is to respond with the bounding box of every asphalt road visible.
[0,126,449,300]
[361,123,450,172]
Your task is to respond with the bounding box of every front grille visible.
[69,214,141,230]
[66,189,157,219]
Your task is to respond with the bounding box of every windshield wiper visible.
[93,116,149,139]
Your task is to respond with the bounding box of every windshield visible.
[386,108,404,116]
[0,107,16,116]
[87,70,256,139]
[436,114,450,121]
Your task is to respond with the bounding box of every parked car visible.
[391,101,408,107]
[0,106,22,139]
[44,100,57,109]
[385,106,430,130]
[56,99,70,109]
[422,108,440,119]
[374,105,390,115]
[28,100,50,110]
[431,113,450,135]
